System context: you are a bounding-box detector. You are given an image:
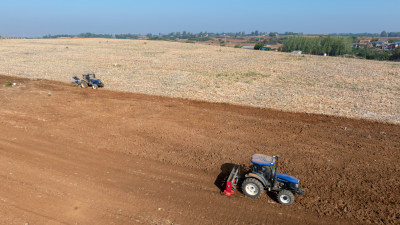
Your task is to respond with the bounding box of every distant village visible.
[353,39,399,50]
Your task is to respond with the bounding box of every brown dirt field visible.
[1,75,399,225]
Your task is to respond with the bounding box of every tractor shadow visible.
[214,163,247,192]
[266,191,278,202]
[214,163,237,192]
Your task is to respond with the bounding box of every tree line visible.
[43,33,139,39]
[279,36,400,61]
[41,30,400,40]
[279,36,353,56]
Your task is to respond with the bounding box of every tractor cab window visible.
[252,164,273,180]
[83,75,90,82]
[252,164,263,174]
[264,166,273,180]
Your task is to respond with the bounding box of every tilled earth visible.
[0,75,399,225]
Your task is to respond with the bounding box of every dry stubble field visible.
[0,38,399,124]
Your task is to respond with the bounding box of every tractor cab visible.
[82,73,97,82]
[250,154,299,185]
[250,154,276,181]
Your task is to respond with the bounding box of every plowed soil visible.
[1,75,399,225]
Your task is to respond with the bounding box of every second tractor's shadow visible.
[214,163,237,192]
[266,191,278,202]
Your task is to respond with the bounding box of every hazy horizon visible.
[1,0,399,37]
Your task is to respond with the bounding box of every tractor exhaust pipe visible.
[273,155,279,189]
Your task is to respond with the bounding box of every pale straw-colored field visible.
[1,38,399,124]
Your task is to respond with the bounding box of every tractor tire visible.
[92,84,98,89]
[80,81,88,88]
[277,190,295,205]
[242,178,264,199]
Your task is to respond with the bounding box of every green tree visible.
[254,42,264,50]
[381,30,388,37]
[269,32,278,37]
[393,47,400,60]
[388,32,400,37]
[266,38,278,45]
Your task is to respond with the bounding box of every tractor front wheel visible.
[92,84,98,89]
[242,178,264,199]
[277,190,295,205]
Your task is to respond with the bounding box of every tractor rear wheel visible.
[277,190,295,205]
[80,81,88,88]
[242,178,264,199]
[92,84,98,89]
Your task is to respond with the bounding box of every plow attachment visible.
[71,76,81,85]
[223,165,240,196]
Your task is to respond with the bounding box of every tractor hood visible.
[277,172,299,184]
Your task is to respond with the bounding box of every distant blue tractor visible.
[72,73,104,89]
[224,154,305,205]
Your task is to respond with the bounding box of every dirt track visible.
[1,75,399,225]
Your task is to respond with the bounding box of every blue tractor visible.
[72,73,104,89]
[224,154,305,205]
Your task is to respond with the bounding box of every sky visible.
[0,0,399,37]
